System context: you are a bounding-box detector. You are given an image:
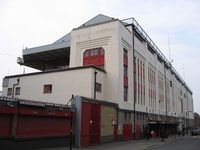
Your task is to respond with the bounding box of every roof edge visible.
[4,65,106,79]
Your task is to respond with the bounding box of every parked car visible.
[191,128,200,136]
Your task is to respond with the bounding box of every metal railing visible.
[121,18,192,93]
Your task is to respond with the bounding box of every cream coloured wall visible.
[70,20,122,106]
[131,26,193,119]
[2,67,105,104]
[118,21,133,110]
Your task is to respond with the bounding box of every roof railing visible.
[121,18,192,93]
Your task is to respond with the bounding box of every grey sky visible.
[0,0,200,113]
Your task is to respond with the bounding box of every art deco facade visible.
[2,14,194,137]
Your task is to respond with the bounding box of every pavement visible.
[38,134,192,150]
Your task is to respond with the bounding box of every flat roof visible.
[4,65,106,79]
[23,41,70,56]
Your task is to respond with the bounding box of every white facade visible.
[2,67,105,104]
[2,14,194,122]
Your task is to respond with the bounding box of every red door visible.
[122,124,133,141]
[81,102,100,147]
[81,103,91,147]
[90,103,100,145]
[113,125,118,142]
[136,122,141,140]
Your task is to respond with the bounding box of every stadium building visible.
[1,14,194,147]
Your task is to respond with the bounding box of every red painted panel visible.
[0,114,13,137]
[0,106,17,114]
[83,57,89,65]
[16,116,70,138]
[136,123,141,140]
[113,126,118,142]
[124,57,128,66]
[122,124,132,141]
[99,56,104,65]
[124,77,128,87]
[18,108,71,117]
[81,102,91,147]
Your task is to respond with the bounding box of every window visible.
[123,49,128,66]
[83,47,105,68]
[15,87,20,96]
[43,84,52,94]
[100,48,104,55]
[84,50,89,57]
[95,82,102,93]
[90,49,94,56]
[124,87,128,102]
[7,88,12,96]
[93,49,98,56]
[124,65,128,77]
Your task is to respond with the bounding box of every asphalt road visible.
[146,136,200,150]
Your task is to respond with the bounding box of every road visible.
[36,135,200,150]
[146,136,200,150]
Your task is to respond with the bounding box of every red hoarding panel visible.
[0,114,13,137]
[0,106,17,114]
[16,116,70,138]
[18,108,71,117]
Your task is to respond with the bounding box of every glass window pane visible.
[90,49,94,56]
[94,49,98,56]
[84,50,89,57]
[100,48,104,55]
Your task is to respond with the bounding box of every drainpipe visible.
[131,23,136,139]
[70,95,74,150]
[11,78,20,138]
[94,70,97,99]
[164,63,167,123]
[12,78,20,100]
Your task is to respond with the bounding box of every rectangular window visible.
[93,49,99,56]
[124,87,128,102]
[124,65,128,77]
[15,87,20,96]
[95,82,102,93]
[43,84,52,94]
[123,49,128,66]
[7,88,12,96]
[90,49,94,56]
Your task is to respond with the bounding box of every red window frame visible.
[124,87,128,102]
[83,47,105,68]
[124,49,128,66]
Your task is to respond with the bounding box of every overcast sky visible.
[0,0,200,114]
